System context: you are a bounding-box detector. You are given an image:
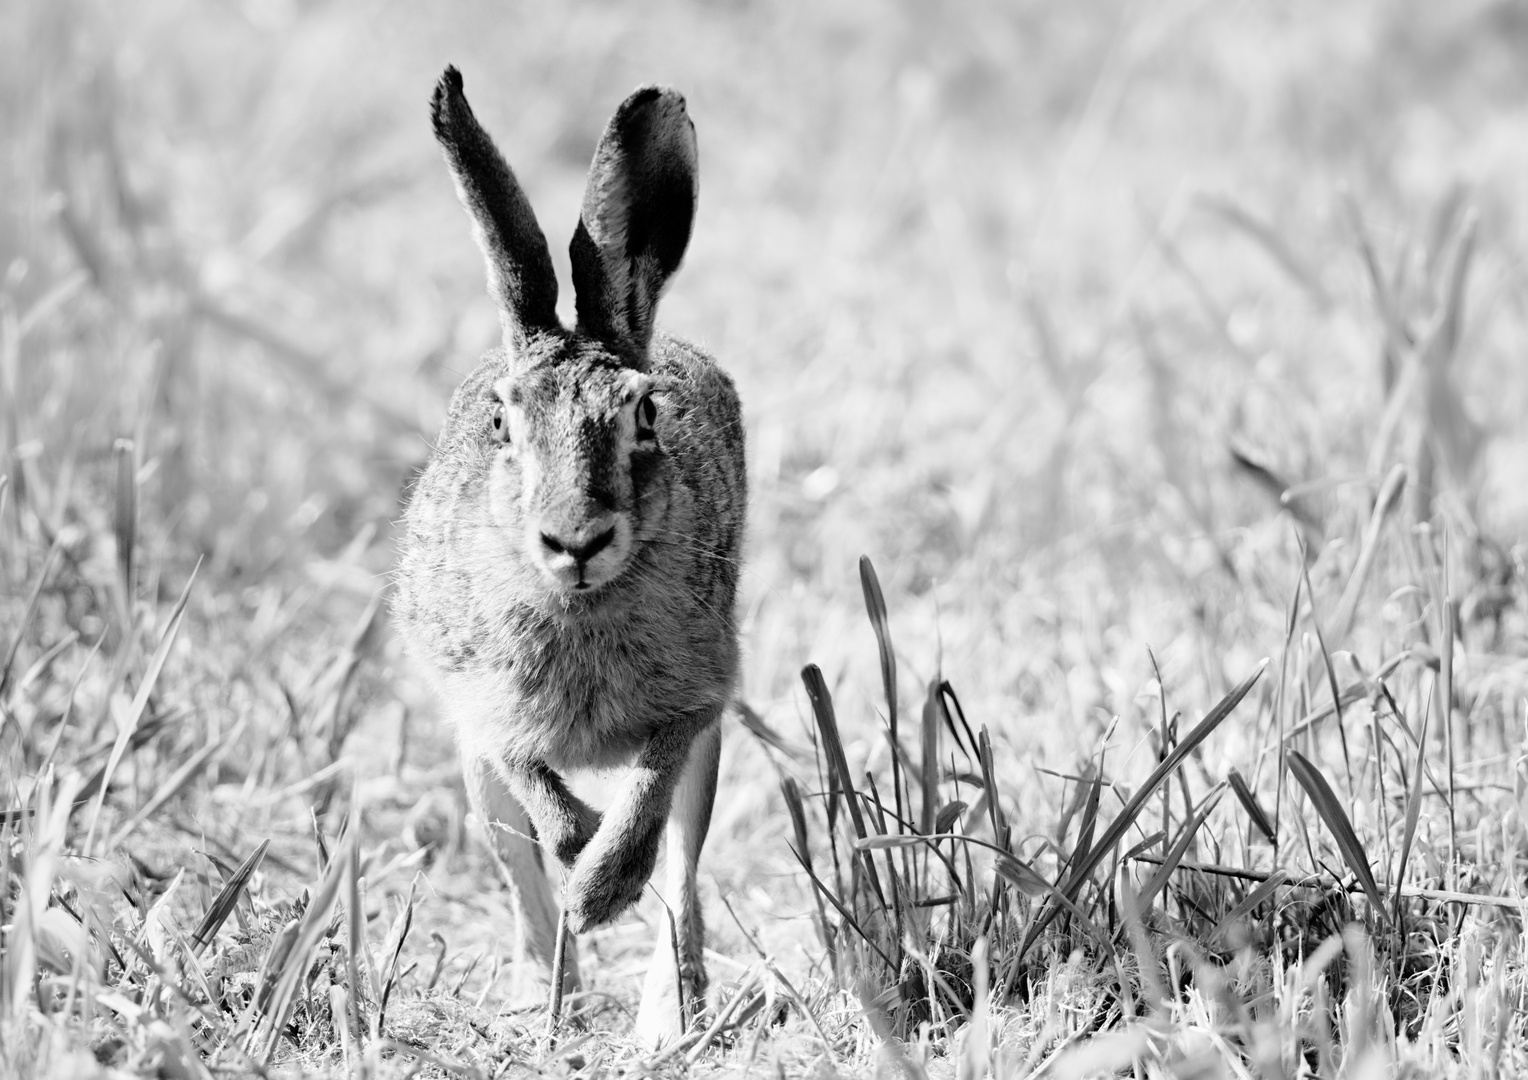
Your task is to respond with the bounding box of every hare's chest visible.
[509,630,658,767]
[445,612,725,770]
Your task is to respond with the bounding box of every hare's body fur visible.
[392,68,743,1047]
[396,335,744,772]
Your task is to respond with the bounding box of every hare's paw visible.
[542,801,602,869]
[562,830,660,933]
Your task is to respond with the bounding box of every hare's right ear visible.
[570,87,697,365]
[431,67,561,349]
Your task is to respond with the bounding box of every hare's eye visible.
[490,403,510,444]
[635,394,657,441]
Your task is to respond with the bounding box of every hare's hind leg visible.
[634,719,721,1047]
[461,750,581,999]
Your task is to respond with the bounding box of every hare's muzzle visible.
[528,512,631,593]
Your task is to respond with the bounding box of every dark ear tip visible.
[616,85,689,125]
[431,65,466,131]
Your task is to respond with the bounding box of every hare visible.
[393,67,744,1045]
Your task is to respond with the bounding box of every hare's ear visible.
[570,86,697,365]
[431,67,561,349]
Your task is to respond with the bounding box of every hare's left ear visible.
[570,87,697,367]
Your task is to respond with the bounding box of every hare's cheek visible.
[632,486,671,542]
[486,460,532,530]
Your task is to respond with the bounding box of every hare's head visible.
[431,68,697,597]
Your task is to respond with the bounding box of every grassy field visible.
[3,0,1528,1075]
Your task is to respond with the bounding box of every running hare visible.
[394,67,744,1044]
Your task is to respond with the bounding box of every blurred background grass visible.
[3,0,1528,1064]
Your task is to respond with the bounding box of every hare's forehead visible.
[494,365,648,418]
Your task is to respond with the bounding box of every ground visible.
[3,0,1528,1076]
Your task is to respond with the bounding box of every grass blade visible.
[858,556,898,744]
[933,800,967,835]
[247,803,359,1060]
[918,677,942,834]
[192,838,270,953]
[975,726,1006,840]
[1329,463,1407,641]
[801,664,885,906]
[109,718,247,849]
[112,437,137,637]
[1392,688,1431,927]
[1227,768,1276,846]
[736,701,809,762]
[1210,870,1289,946]
[859,556,909,854]
[1300,553,1352,787]
[1130,785,1223,917]
[1287,749,1388,926]
[0,534,63,698]
[85,557,201,855]
[789,842,896,972]
[1071,773,1101,875]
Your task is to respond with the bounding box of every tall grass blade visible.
[1130,785,1223,917]
[1300,554,1352,786]
[1437,594,1457,888]
[859,556,898,744]
[1286,750,1388,926]
[1210,871,1289,945]
[852,829,967,892]
[1341,192,1409,405]
[247,802,359,1060]
[192,838,270,953]
[918,677,942,834]
[343,821,367,1053]
[781,777,813,875]
[801,664,885,906]
[1073,772,1101,871]
[377,880,416,1034]
[1393,689,1432,927]
[1055,771,1102,888]
[1330,463,1407,641]
[1016,662,1265,963]
[859,556,909,848]
[789,843,896,972]
[112,437,136,637]
[939,682,978,762]
[85,557,201,855]
[736,701,808,762]
[0,534,63,698]
[1423,208,1475,373]
[1196,193,1331,309]
[932,800,967,835]
[975,726,1006,840]
[1227,768,1276,846]
[109,718,247,849]
[991,850,1052,899]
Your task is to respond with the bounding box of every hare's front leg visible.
[634,720,721,1047]
[460,750,580,996]
[500,760,602,868]
[562,710,721,934]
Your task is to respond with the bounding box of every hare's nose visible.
[540,526,616,565]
